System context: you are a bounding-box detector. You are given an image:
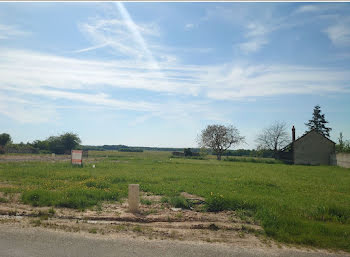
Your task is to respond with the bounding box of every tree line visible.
[1,105,349,157]
[197,105,349,160]
[0,132,81,154]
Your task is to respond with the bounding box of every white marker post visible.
[128,184,140,213]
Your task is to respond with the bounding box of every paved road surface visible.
[1,225,348,257]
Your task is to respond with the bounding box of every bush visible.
[169,196,191,209]
[206,193,230,212]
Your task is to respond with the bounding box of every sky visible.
[0,2,350,149]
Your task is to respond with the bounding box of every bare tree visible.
[198,124,245,160]
[255,121,290,157]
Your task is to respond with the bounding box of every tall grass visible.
[0,150,350,251]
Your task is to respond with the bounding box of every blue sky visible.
[0,2,350,149]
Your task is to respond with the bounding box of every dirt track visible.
[0,191,264,247]
[0,154,71,162]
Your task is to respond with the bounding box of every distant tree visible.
[59,132,81,152]
[255,121,290,158]
[199,147,209,158]
[47,132,81,154]
[47,136,65,154]
[336,132,350,153]
[32,140,49,151]
[338,132,345,152]
[305,105,332,137]
[0,133,12,146]
[184,148,193,157]
[198,124,245,160]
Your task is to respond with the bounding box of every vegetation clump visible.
[169,196,192,209]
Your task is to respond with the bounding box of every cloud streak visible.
[324,20,350,47]
[1,48,349,103]
[0,24,29,40]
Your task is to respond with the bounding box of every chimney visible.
[292,126,295,142]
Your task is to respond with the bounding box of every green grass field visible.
[0,151,350,251]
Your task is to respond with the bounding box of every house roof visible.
[280,129,335,152]
[294,129,336,145]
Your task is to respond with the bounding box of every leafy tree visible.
[47,132,81,154]
[47,136,65,154]
[305,105,332,137]
[198,124,245,160]
[32,140,49,151]
[336,132,350,153]
[60,132,81,152]
[255,121,290,158]
[184,148,193,157]
[0,133,12,146]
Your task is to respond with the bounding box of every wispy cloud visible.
[238,22,275,53]
[0,94,57,123]
[78,14,159,60]
[2,3,350,126]
[324,21,350,47]
[1,48,349,103]
[294,4,345,14]
[185,23,195,31]
[0,48,201,94]
[0,24,29,39]
[293,4,350,48]
[72,42,110,53]
[202,65,350,99]
[295,5,323,14]
[239,37,268,53]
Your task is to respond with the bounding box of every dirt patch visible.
[0,191,265,247]
[2,192,348,255]
[0,154,70,162]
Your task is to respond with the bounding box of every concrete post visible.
[128,184,140,213]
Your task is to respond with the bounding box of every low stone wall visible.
[331,153,350,168]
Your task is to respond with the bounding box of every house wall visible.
[293,131,335,165]
[330,153,350,168]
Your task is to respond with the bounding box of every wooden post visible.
[128,184,140,213]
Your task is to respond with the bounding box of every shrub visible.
[206,193,229,212]
[169,196,191,209]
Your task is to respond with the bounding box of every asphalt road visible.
[1,225,349,257]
